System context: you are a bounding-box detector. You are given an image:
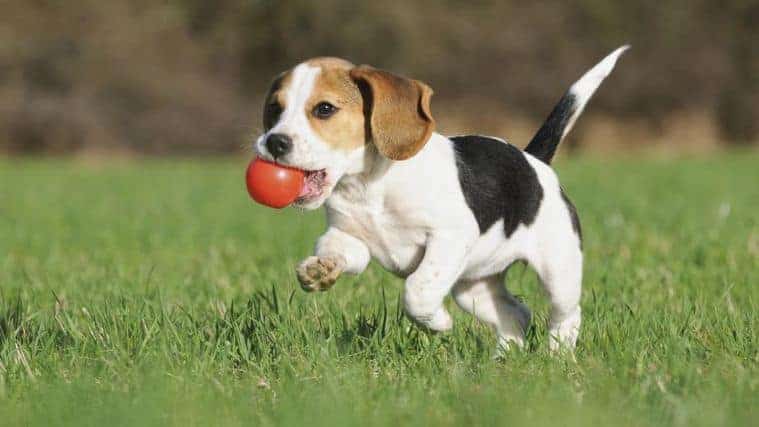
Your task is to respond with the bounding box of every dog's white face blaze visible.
[255,60,367,210]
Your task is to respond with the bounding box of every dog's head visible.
[254,57,435,209]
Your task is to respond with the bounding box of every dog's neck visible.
[360,143,394,181]
[327,132,445,209]
[328,147,390,206]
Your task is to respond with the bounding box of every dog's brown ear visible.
[350,66,434,160]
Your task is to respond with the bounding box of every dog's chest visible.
[327,182,426,276]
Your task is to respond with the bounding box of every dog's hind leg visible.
[533,243,583,351]
[403,235,475,332]
[452,274,531,350]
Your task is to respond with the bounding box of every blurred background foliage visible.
[0,0,756,155]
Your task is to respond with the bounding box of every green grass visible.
[0,152,757,426]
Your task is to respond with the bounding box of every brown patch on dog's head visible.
[263,71,292,130]
[306,57,355,71]
[350,66,434,160]
[265,57,435,159]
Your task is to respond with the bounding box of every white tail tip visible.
[570,45,630,99]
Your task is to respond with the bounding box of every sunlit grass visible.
[0,152,757,426]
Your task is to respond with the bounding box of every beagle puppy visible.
[254,47,628,351]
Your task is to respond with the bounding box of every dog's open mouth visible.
[296,169,328,203]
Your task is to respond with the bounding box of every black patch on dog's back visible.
[560,188,582,246]
[452,135,543,237]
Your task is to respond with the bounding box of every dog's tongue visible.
[298,170,326,199]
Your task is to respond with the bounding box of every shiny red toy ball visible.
[245,158,305,209]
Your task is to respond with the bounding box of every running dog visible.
[254,46,628,351]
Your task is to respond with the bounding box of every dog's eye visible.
[313,102,338,119]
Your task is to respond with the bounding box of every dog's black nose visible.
[265,133,293,159]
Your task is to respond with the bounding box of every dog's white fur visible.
[255,47,628,351]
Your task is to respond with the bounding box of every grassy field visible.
[0,152,757,426]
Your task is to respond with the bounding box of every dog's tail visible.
[524,45,629,164]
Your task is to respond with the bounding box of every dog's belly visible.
[461,220,532,280]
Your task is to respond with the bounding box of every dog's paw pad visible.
[296,256,343,292]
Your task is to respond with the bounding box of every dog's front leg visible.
[403,234,470,332]
[296,227,370,292]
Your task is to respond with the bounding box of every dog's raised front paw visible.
[295,255,344,292]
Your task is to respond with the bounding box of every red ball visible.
[245,158,305,209]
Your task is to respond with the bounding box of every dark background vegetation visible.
[1,0,757,155]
